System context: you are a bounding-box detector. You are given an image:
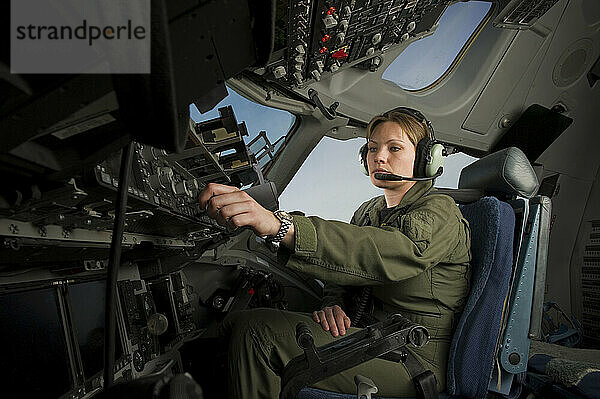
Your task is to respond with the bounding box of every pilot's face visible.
[367,121,416,189]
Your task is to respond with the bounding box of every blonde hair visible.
[366,110,430,146]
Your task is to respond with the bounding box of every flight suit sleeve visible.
[284,196,468,286]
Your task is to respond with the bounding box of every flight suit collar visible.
[367,180,434,226]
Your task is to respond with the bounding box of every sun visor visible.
[491,104,573,163]
[458,147,539,199]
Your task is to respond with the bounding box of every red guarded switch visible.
[331,49,349,59]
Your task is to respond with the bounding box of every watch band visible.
[266,210,293,248]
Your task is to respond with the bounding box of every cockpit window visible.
[280,137,380,222]
[279,137,478,221]
[190,87,296,168]
[382,1,493,91]
[435,152,478,188]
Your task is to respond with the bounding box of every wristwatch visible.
[265,210,293,250]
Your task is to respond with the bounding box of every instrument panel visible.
[0,267,195,399]
[263,0,453,86]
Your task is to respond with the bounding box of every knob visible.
[369,56,382,72]
[212,295,226,310]
[186,179,198,194]
[296,322,314,349]
[295,44,306,54]
[148,170,173,190]
[159,167,173,179]
[366,47,375,56]
[293,71,303,83]
[322,15,338,29]
[329,62,339,72]
[401,33,410,42]
[294,63,303,72]
[148,174,171,190]
[339,19,349,32]
[311,70,321,81]
[335,32,345,46]
[273,65,286,79]
[174,181,191,196]
[343,6,351,18]
[316,60,324,73]
[372,32,382,45]
[147,313,169,335]
[294,54,305,63]
[407,21,416,33]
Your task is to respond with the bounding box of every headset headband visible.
[382,106,436,141]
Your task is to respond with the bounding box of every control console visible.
[1,106,262,248]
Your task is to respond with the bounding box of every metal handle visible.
[308,89,339,120]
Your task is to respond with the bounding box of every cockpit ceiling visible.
[250,0,595,155]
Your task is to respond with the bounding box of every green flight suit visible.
[220,180,471,399]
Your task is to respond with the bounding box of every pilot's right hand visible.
[312,305,351,337]
[198,183,280,237]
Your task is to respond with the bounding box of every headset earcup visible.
[426,143,445,177]
[359,144,369,175]
[414,139,446,177]
[414,138,432,177]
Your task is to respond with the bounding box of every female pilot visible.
[197,108,471,399]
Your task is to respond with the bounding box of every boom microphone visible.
[374,168,443,181]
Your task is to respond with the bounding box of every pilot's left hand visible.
[313,305,351,337]
[198,183,280,237]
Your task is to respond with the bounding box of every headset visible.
[359,107,446,181]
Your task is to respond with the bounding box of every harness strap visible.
[380,349,439,399]
[358,186,441,399]
[403,350,439,399]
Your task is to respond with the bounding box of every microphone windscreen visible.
[374,173,406,181]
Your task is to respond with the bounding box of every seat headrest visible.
[458,147,539,199]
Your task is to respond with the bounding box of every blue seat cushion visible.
[447,197,515,398]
